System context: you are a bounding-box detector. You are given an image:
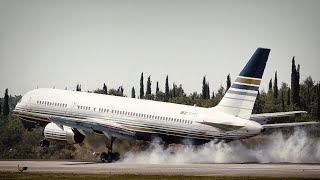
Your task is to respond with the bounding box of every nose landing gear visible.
[40,139,50,147]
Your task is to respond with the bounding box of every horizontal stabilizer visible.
[251,111,307,120]
[262,122,319,129]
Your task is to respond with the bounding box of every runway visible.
[1,160,320,177]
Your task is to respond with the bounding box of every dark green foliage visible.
[76,84,81,92]
[3,89,9,116]
[268,78,272,92]
[226,74,231,91]
[317,83,320,119]
[165,75,169,102]
[156,81,159,94]
[131,87,136,98]
[201,76,210,99]
[108,88,123,96]
[273,72,278,100]
[140,73,144,99]
[146,76,151,96]
[118,86,124,96]
[291,57,300,107]
[287,88,291,106]
[253,91,263,114]
[103,83,108,94]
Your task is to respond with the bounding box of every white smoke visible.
[120,128,320,164]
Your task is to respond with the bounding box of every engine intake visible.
[44,122,85,144]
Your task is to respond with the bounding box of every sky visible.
[0,0,319,96]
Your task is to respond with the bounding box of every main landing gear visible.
[100,137,120,163]
[40,139,50,147]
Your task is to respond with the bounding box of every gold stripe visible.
[235,77,261,85]
[124,125,156,133]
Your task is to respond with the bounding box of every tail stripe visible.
[224,97,255,102]
[227,90,257,97]
[231,84,259,91]
[235,77,261,85]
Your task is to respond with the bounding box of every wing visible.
[262,122,319,129]
[50,116,136,140]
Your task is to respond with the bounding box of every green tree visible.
[287,88,291,106]
[206,82,210,99]
[103,83,108,94]
[317,83,320,119]
[268,78,272,92]
[226,74,231,91]
[146,76,152,96]
[140,72,144,99]
[291,57,300,107]
[156,81,159,94]
[118,86,124,96]
[273,71,278,100]
[76,84,81,91]
[165,75,169,102]
[131,87,136,98]
[3,89,9,116]
[253,91,263,114]
[202,76,208,99]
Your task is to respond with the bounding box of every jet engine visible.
[44,122,85,144]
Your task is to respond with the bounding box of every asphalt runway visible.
[1,160,320,177]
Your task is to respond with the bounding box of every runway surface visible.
[1,160,320,177]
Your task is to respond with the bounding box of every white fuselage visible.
[14,88,262,144]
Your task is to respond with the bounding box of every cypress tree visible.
[253,91,262,114]
[103,83,108,94]
[287,88,291,106]
[76,84,81,91]
[202,76,207,99]
[172,83,176,98]
[131,87,136,98]
[206,82,210,99]
[268,78,272,91]
[156,81,159,94]
[291,57,301,107]
[281,90,285,111]
[296,64,301,106]
[146,76,152,95]
[165,75,169,102]
[3,88,9,116]
[273,71,278,100]
[140,72,144,99]
[226,74,231,91]
[118,86,124,96]
[317,83,320,119]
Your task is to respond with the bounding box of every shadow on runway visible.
[62,161,103,165]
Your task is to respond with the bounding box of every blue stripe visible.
[231,84,259,91]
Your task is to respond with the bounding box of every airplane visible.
[13,48,318,163]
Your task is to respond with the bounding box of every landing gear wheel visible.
[113,152,120,162]
[100,152,107,162]
[40,139,50,147]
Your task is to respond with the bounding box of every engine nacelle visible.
[44,122,85,144]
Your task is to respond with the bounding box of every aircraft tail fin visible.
[215,48,270,119]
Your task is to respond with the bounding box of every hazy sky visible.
[0,0,319,96]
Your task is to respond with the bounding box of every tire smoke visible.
[120,128,320,164]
